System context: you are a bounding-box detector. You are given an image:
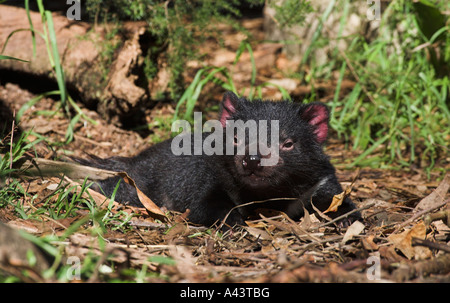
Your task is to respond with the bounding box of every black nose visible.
[243,155,261,172]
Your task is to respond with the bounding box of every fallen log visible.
[0,5,151,125]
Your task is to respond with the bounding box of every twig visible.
[392,253,450,282]
[393,198,449,233]
[412,238,450,253]
[424,210,450,227]
[216,197,297,231]
[314,202,375,230]
[280,212,322,243]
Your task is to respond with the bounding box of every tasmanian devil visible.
[79,91,361,227]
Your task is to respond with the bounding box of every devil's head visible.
[219,91,331,190]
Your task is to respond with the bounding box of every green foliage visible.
[85,0,244,99]
[325,0,449,169]
[0,130,40,180]
[267,0,312,28]
[0,54,29,62]
[412,0,449,77]
[0,132,136,282]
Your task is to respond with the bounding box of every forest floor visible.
[0,17,449,283]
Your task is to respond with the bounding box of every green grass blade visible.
[184,67,226,120]
[0,55,29,63]
[44,10,67,106]
[16,90,61,122]
[336,83,361,134]
[173,68,205,121]
[25,0,37,57]
[67,96,98,125]
[0,28,32,55]
[349,133,390,167]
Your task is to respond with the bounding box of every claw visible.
[335,213,363,229]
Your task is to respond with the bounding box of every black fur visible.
[79,92,361,227]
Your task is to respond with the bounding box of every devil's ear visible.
[300,102,329,144]
[219,91,240,127]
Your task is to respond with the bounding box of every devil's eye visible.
[281,139,294,150]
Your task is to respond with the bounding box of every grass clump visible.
[300,0,449,170]
[0,132,137,282]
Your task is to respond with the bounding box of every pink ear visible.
[219,92,239,127]
[301,103,329,144]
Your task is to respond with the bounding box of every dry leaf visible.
[169,245,197,277]
[341,221,365,244]
[388,222,431,260]
[119,171,167,221]
[361,235,379,251]
[0,222,51,273]
[300,207,312,229]
[323,186,352,214]
[245,220,267,228]
[259,214,294,233]
[270,238,292,252]
[45,183,59,191]
[244,226,272,240]
[164,223,190,242]
[266,78,299,92]
[379,246,407,263]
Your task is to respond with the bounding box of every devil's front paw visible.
[335,211,362,229]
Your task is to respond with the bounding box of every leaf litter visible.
[2,171,449,282]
